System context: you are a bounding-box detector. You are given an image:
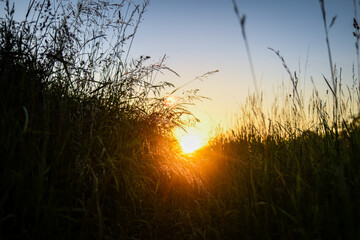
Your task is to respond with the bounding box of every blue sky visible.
[129,0,357,133]
[2,0,357,135]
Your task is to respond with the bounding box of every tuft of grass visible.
[0,0,206,239]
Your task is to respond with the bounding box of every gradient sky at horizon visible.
[129,0,357,135]
[1,0,358,138]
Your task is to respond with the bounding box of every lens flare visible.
[164,95,179,107]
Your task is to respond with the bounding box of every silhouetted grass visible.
[1,0,360,239]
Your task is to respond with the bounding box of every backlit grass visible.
[1,0,360,239]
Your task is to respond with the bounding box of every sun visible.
[179,134,202,153]
[174,126,209,154]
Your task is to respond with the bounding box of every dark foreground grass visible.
[1,0,360,239]
[195,124,360,239]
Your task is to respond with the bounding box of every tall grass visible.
[0,0,203,239]
[1,0,360,239]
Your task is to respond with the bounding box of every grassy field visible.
[1,0,360,239]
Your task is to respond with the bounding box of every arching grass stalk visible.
[268,48,304,123]
[232,0,259,100]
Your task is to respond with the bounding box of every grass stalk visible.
[232,0,260,100]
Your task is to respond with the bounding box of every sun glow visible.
[179,134,202,153]
[175,127,208,154]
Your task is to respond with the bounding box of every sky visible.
[1,0,357,142]
[129,0,357,138]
